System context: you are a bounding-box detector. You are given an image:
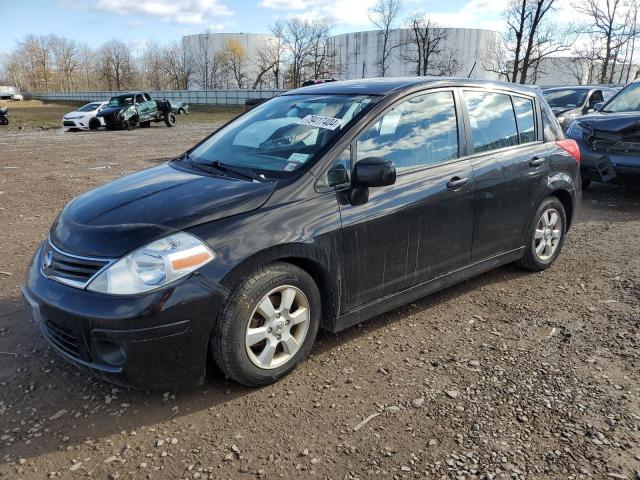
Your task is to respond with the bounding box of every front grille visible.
[44,320,81,358]
[63,121,76,126]
[42,242,111,289]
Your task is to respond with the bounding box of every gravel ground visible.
[0,125,639,480]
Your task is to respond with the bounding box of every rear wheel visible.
[211,262,321,387]
[0,117,8,126]
[517,197,567,271]
[164,112,176,127]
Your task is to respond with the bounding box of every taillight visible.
[556,139,580,163]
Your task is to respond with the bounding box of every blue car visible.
[565,81,640,187]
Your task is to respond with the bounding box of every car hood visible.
[551,107,573,116]
[50,162,276,258]
[576,111,640,132]
[96,105,129,117]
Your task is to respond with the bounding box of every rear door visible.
[461,89,547,261]
[337,89,475,309]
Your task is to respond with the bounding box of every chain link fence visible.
[25,89,286,106]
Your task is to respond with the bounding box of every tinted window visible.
[465,91,518,153]
[135,94,144,104]
[543,89,588,108]
[602,82,640,113]
[143,93,152,102]
[512,97,536,144]
[356,91,458,171]
[541,102,562,142]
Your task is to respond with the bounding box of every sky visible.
[0,0,513,56]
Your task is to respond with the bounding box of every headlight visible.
[87,232,215,295]
[566,121,593,144]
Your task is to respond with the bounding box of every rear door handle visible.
[447,177,470,189]
[530,157,546,167]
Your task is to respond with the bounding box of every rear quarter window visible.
[540,101,564,141]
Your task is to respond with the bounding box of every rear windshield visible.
[543,89,588,109]
[602,82,640,113]
[189,94,377,175]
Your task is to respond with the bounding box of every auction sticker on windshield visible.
[297,115,342,130]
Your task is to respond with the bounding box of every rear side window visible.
[512,97,536,144]
[541,102,563,141]
[135,94,144,104]
[356,91,459,171]
[464,91,519,153]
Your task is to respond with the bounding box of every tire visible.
[164,112,176,127]
[0,117,8,126]
[517,197,567,271]
[139,121,151,128]
[88,117,101,130]
[211,262,321,387]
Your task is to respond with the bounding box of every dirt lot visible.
[0,123,639,480]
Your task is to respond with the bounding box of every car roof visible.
[284,77,540,97]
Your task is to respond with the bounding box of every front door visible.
[338,90,475,310]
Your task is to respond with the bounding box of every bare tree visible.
[189,30,222,89]
[142,41,165,90]
[100,39,133,90]
[402,14,460,76]
[252,36,283,89]
[368,0,403,76]
[49,36,79,91]
[162,41,191,90]
[220,39,248,88]
[574,0,640,83]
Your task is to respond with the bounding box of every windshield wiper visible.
[182,154,265,182]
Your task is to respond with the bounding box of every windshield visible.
[108,96,134,107]
[77,102,101,112]
[602,82,640,113]
[543,89,588,109]
[189,94,376,174]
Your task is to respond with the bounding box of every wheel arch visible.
[549,189,574,231]
[220,245,341,331]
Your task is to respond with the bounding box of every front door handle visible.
[530,157,546,167]
[447,177,470,189]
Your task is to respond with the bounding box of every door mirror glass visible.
[592,102,604,111]
[352,157,396,188]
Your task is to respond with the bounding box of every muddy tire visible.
[517,197,567,272]
[211,262,321,387]
[164,112,176,127]
[88,117,101,130]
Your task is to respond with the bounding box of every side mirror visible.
[352,157,396,188]
[592,102,604,112]
[326,163,349,186]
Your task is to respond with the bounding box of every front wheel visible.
[517,197,567,271]
[88,117,101,130]
[164,112,176,127]
[211,262,321,387]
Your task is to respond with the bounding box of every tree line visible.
[484,0,640,85]
[2,0,640,92]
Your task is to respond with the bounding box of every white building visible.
[328,28,500,81]
[182,32,276,89]
[530,56,639,86]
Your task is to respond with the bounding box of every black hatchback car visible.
[23,78,581,389]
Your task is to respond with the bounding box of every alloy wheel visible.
[534,208,562,261]
[245,285,311,370]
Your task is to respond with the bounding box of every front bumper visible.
[577,141,640,182]
[62,116,103,130]
[22,244,229,390]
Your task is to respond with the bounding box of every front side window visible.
[356,91,459,171]
[465,91,519,153]
[602,82,640,113]
[188,94,376,176]
[512,97,536,144]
